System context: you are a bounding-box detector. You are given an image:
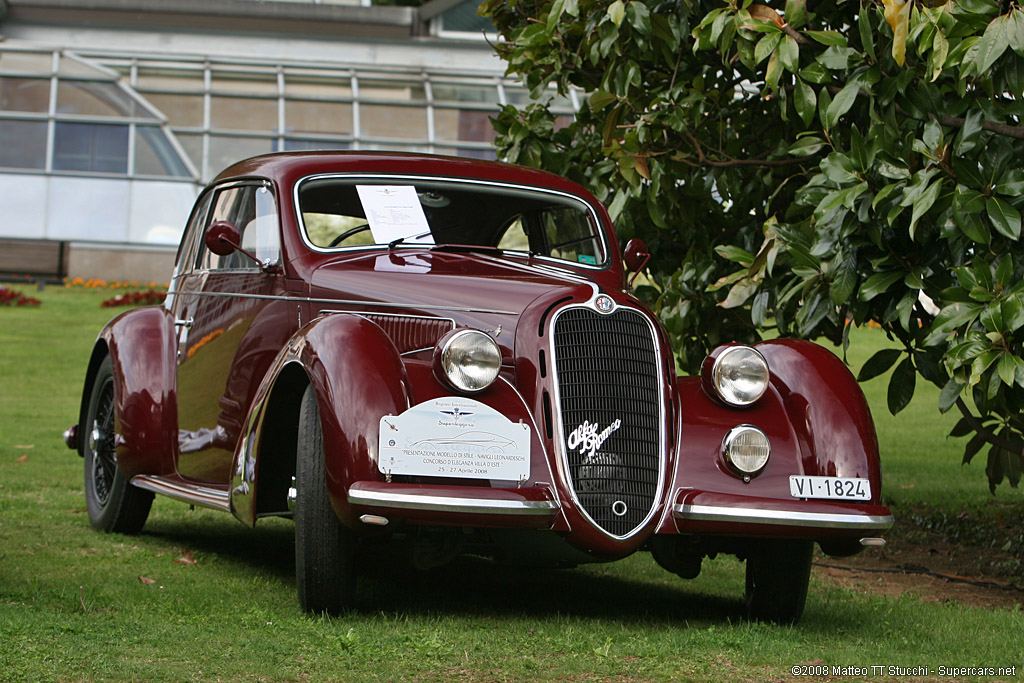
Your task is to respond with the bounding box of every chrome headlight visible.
[434,329,501,393]
[707,345,769,407]
[722,425,771,476]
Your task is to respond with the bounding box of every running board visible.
[131,475,231,513]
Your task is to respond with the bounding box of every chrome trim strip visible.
[674,503,895,530]
[547,297,669,541]
[347,489,559,516]
[319,309,456,327]
[293,172,611,271]
[318,310,456,355]
[174,289,516,315]
[131,475,231,513]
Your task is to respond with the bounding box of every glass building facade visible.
[0,0,579,248]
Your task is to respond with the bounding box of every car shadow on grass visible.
[358,554,746,626]
[141,515,746,625]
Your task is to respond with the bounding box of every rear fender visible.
[87,306,178,478]
[229,313,410,527]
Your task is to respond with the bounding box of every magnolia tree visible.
[481,0,1024,491]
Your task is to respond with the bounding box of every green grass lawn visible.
[1,286,1022,682]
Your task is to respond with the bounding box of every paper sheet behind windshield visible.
[356,185,434,245]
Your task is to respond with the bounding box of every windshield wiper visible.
[388,231,433,250]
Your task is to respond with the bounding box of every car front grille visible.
[551,305,663,537]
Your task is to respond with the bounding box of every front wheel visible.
[83,356,153,533]
[744,539,813,624]
[294,384,356,615]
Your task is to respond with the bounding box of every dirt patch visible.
[814,525,1024,610]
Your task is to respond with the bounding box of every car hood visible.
[307,249,598,322]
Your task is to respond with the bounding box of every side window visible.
[174,190,213,278]
[541,207,604,265]
[196,183,280,271]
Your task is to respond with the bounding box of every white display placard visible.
[379,397,530,481]
[356,185,434,245]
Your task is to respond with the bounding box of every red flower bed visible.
[101,289,167,308]
[0,287,42,307]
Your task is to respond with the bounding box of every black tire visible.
[83,356,154,533]
[295,384,356,615]
[744,539,813,624]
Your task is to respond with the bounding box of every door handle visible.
[174,317,194,329]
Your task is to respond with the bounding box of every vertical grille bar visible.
[552,305,663,537]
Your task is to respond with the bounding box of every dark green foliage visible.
[482,0,1024,492]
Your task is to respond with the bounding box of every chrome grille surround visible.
[549,295,667,539]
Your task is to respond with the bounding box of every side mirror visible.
[623,238,650,272]
[205,220,241,256]
[623,238,651,289]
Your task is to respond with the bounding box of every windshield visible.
[297,176,608,268]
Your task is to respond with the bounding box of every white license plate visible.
[789,475,871,501]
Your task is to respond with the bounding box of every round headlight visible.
[711,345,769,406]
[722,425,771,475]
[436,329,501,393]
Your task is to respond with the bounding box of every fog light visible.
[434,329,501,393]
[722,425,770,476]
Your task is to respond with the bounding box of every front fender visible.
[91,306,178,478]
[230,313,410,527]
[663,338,890,541]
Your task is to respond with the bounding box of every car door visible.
[174,181,292,484]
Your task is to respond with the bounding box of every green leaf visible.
[954,109,985,155]
[785,0,806,29]
[823,81,859,130]
[765,49,782,91]
[1002,294,1024,331]
[994,169,1024,196]
[787,135,824,156]
[821,152,858,184]
[804,30,847,47]
[755,33,782,65]
[859,1,877,63]
[1009,8,1024,55]
[932,301,983,334]
[939,378,964,413]
[930,30,949,82]
[714,244,756,266]
[909,179,942,240]
[858,348,902,382]
[971,13,1012,75]
[607,0,625,27]
[887,357,916,415]
[950,416,974,438]
[751,290,770,326]
[799,61,829,84]
[794,79,816,127]
[998,352,1016,386]
[859,271,902,301]
[956,211,991,244]
[830,251,858,305]
[780,35,800,73]
[987,197,1022,240]
[589,90,617,111]
[962,434,985,465]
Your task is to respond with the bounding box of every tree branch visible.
[955,398,1024,455]
[683,130,817,168]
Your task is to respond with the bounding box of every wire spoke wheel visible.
[83,356,153,534]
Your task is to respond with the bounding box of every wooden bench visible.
[0,238,70,282]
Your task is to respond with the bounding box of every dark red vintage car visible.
[65,151,892,623]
